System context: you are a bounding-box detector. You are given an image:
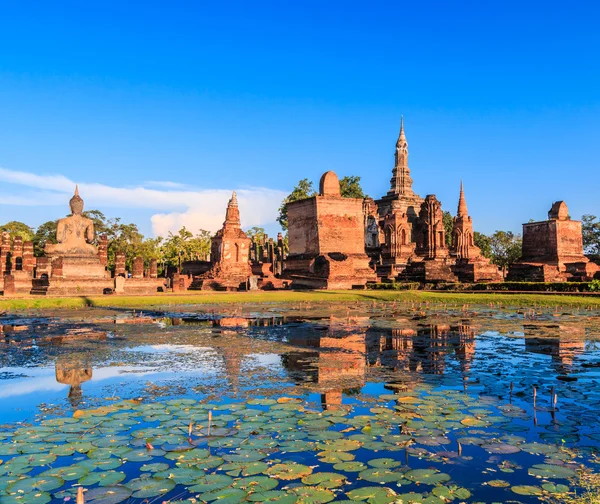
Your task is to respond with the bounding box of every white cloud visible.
[0,167,287,236]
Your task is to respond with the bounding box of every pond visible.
[1,300,600,503]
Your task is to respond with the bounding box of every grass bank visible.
[2,289,600,311]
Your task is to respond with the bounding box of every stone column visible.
[115,252,126,277]
[132,257,144,278]
[1,232,11,274]
[22,241,35,274]
[98,235,108,266]
[149,259,158,278]
[12,236,23,270]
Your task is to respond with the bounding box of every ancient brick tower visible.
[204,191,252,289]
[376,118,424,221]
[452,181,477,259]
[376,119,424,277]
[389,117,415,197]
[415,195,449,259]
[450,183,502,282]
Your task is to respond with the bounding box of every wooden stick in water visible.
[208,411,213,436]
[76,487,85,504]
[533,386,537,408]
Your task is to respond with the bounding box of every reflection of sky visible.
[123,344,213,354]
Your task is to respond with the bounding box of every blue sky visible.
[0,1,598,238]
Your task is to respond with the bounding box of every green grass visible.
[2,289,600,311]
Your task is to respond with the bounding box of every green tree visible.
[582,215,600,256]
[0,221,34,242]
[32,220,58,256]
[277,179,316,230]
[489,230,522,274]
[246,227,266,242]
[340,176,366,199]
[161,227,211,271]
[442,211,454,247]
[187,230,212,261]
[473,231,492,259]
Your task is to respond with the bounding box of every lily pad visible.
[302,472,347,488]
[127,476,176,498]
[511,485,543,496]
[291,486,336,503]
[84,486,133,504]
[346,486,397,503]
[528,463,577,479]
[266,463,313,480]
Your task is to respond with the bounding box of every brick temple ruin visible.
[182,192,288,291]
[507,201,599,281]
[1,187,163,296]
[281,120,502,288]
[284,171,377,289]
[2,120,597,296]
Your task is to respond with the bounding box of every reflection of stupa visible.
[55,360,92,407]
[455,324,476,373]
[366,323,477,375]
[282,320,367,410]
[524,325,585,368]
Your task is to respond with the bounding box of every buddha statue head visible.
[69,185,84,215]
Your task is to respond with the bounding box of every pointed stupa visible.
[389,116,414,196]
[224,191,241,228]
[74,184,79,196]
[397,116,406,144]
[457,181,468,218]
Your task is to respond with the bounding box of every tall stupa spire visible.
[389,116,414,196]
[457,180,468,217]
[224,191,241,228]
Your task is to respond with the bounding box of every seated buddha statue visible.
[45,186,98,257]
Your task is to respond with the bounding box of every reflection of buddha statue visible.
[55,360,93,408]
[45,186,98,257]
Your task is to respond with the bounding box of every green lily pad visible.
[333,461,367,472]
[267,463,313,480]
[511,485,543,496]
[246,490,296,503]
[79,470,126,487]
[199,488,248,503]
[302,472,347,488]
[317,451,355,463]
[486,479,510,487]
[481,443,521,454]
[528,464,577,479]
[291,486,335,503]
[431,486,471,500]
[346,486,397,503]
[316,439,361,451]
[39,464,89,481]
[394,493,424,503]
[222,461,269,477]
[367,457,401,469]
[359,468,405,483]
[154,466,205,484]
[189,474,235,492]
[542,483,570,494]
[140,462,170,472]
[232,476,279,492]
[127,476,176,498]
[404,469,451,485]
[84,485,133,504]
[7,475,64,494]
[0,491,52,503]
